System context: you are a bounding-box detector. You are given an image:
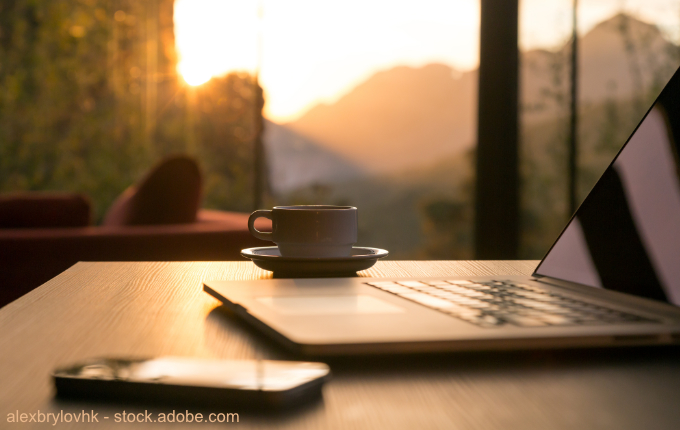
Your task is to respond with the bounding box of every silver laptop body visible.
[205,67,680,356]
[204,275,680,355]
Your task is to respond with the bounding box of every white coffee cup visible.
[248,205,358,258]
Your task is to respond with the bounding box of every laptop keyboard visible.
[365,279,657,328]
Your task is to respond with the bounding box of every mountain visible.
[283,149,475,258]
[287,64,477,174]
[285,14,678,174]
[263,119,365,194]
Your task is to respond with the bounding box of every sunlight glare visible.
[175,0,680,119]
[178,61,211,86]
[174,0,258,86]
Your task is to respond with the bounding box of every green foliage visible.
[0,0,263,221]
[518,14,680,259]
[520,78,679,259]
[0,0,151,219]
[418,197,473,259]
[278,148,475,259]
[193,74,263,213]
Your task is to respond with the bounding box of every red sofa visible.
[0,156,272,307]
[0,209,271,307]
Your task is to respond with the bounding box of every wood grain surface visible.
[1,260,680,429]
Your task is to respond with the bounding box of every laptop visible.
[204,67,680,356]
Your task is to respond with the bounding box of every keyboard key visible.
[448,297,486,306]
[425,280,452,286]
[465,284,493,290]
[462,290,488,297]
[382,286,417,294]
[517,284,551,294]
[415,286,445,293]
[439,288,467,295]
[513,290,550,301]
[513,298,564,312]
[429,291,457,298]
[398,281,430,288]
[465,301,494,309]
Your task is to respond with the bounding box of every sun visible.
[174,0,258,87]
[177,61,211,86]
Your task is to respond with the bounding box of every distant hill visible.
[284,13,678,174]
[287,63,476,174]
[263,120,365,194]
[523,13,677,121]
[283,149,475,259]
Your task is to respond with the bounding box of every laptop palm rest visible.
[256,295,405,315]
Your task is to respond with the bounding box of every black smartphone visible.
[53,357,331,409]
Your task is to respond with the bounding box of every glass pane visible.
[9,0,679,261]
[174,0,481,258]
[519,0,680,258]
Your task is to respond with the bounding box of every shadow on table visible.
[204,305,297,361]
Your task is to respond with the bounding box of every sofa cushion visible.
[103,155,202,226]
[0,193,91,228]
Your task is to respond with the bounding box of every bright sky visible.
[174,0,680,123]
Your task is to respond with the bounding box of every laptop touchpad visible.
[256,295,404,315]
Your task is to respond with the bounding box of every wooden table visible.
[2,260,680,429]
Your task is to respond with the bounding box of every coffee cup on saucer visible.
[248,205,358,258]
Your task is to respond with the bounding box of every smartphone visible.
[53,357,331,409]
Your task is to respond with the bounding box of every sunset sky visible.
[174,0,680,123]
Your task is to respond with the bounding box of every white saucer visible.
[241,246,388,277]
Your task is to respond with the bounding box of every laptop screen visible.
[534,67,680,306]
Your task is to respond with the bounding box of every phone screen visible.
[57,357,330,392]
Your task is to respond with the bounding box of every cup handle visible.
[248,210,273,241]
